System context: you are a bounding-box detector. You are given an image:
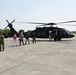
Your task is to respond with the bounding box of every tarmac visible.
[0,35,76,75]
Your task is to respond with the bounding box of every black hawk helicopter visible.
[4,20,75,41]
[19,20,75,41]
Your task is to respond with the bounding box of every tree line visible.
[0,28,25,38]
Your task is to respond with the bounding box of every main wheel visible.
[54,38,57,41]
[58,38,61,41]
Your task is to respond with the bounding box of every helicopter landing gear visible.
[58,38,61,41]
[54,37,61,41]
[54,38,57,41]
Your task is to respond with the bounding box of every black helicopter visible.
[4,20,75,41]
[20,21,75,41]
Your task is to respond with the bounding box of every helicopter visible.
[4,20,75,41]
[19,21,75,41]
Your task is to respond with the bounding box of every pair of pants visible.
[25,38,30,44]
[13,39,17,46]
[19,40,24,46]
[32,37,36,43]
[0,43,4,51]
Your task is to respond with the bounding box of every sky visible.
[0,0,76,32]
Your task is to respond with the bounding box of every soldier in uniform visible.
[25,32,30,44]
[0,32,4,51]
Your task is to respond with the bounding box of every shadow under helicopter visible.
[36,39,73,44]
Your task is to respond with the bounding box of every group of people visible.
[13,32,36,47]
[0,32,36,51]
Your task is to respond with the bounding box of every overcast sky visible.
[0,0,76,31]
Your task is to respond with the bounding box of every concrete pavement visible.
[0,36,76,75]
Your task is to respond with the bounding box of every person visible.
[13,33,17,47]
[49,31,53,41]
[32,32,36,43]
[19,32,24,46]
[25,32,30,44]
[0,32,4,51]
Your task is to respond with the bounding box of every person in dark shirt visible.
[32,32,36,43]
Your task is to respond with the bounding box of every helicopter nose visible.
[70,34,75,37]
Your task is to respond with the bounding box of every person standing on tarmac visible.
[25,32,30,44]
[49,31,53,41]
[19,32,24,46]
[0,32,4,51]
[32,32,36,43]
[13,33,17,47]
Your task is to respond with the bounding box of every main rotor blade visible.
[11,19,15,23]
[6,20,9,24]
[25,20,76,24]
[27,20,76,25]
[58,23,76,26]
[15,20,76,26]
[16,22,57,26]
[57,20,76,24]
[16,22,47,25]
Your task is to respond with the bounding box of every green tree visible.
[0,29,3,33]
[19,29,24,34]
[3,29,10,38]
[3,29,10,34]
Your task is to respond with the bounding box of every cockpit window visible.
[65,30,71,34]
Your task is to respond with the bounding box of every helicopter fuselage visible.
[31,26,74,41]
